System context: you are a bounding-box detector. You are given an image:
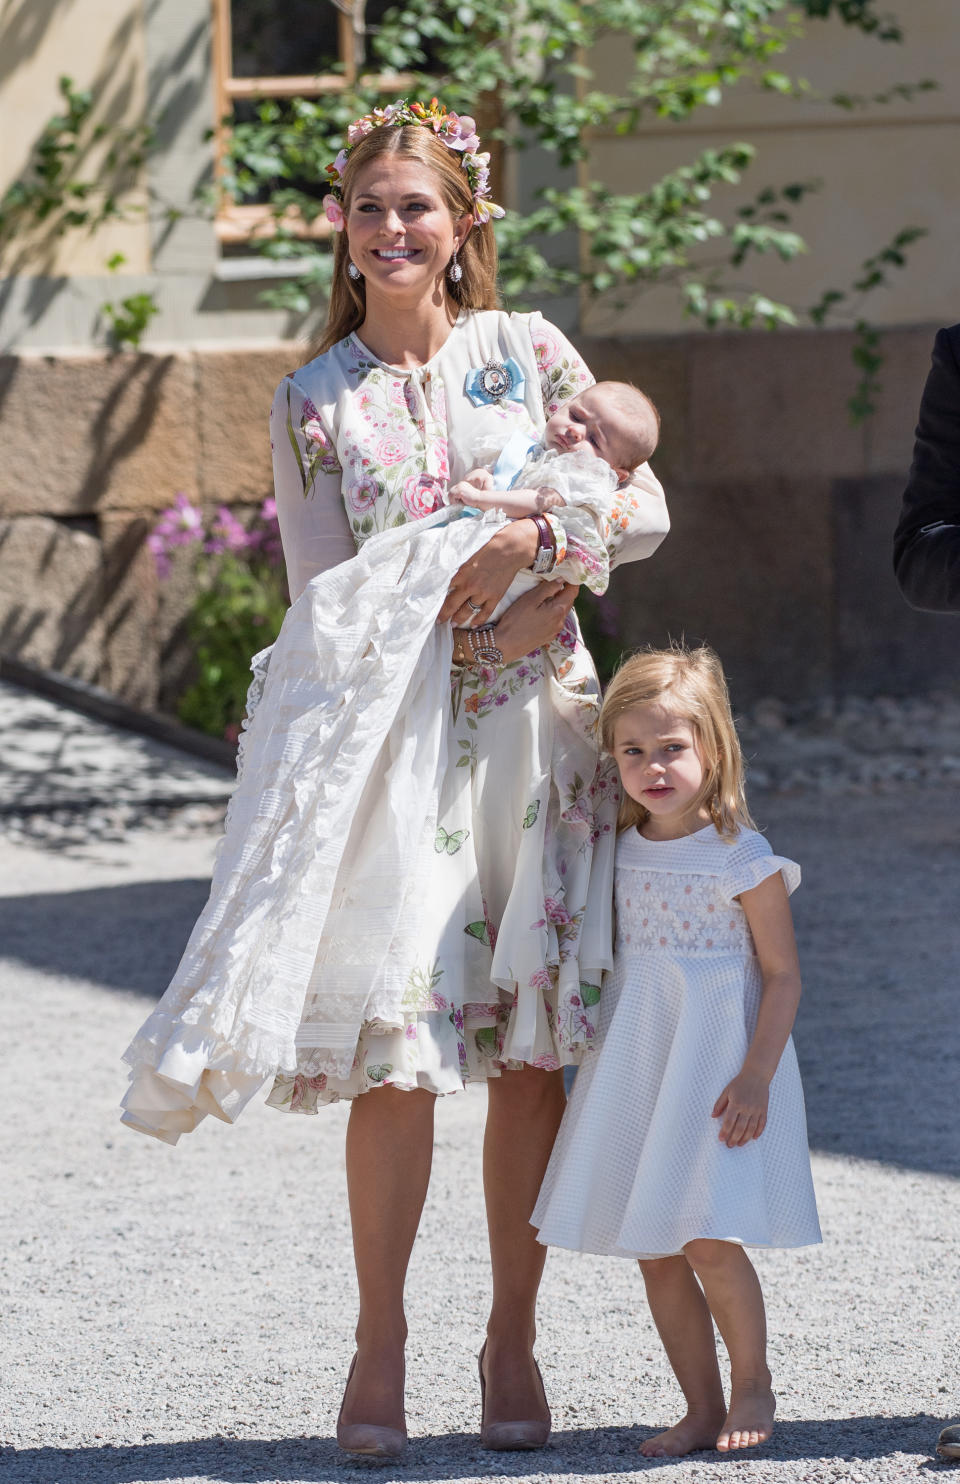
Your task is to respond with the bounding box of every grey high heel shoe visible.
[478,1341,551,1450]
[336,1354,407,1459]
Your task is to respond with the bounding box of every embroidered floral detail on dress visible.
[615,869,756,956]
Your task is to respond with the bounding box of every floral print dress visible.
[263,310,669,1111]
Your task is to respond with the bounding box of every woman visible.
[122,99,668,1456]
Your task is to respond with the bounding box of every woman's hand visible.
[493,580,579,664]
[437,518,540,626]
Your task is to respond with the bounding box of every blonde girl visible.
[532,644,820,1457]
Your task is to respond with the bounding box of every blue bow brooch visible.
[464,356,526,407]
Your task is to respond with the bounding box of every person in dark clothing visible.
[893,322,960,1465]
[894,324,960,612]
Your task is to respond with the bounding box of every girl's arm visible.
[711,872,803,1148]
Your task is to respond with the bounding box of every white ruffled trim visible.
[122,508,507,1143]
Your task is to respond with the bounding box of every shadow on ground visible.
[0,879,210,996]
[0,1415,952,1483]
[2,793,959,1177]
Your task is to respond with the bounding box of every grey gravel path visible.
[1,694,958,1484]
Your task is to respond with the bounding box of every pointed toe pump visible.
[336,1354,407,1459]
[478,1341,551,1451]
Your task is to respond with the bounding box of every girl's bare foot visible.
[716,1385,776,1450]
[640,1408,726,1458]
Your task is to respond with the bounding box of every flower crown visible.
[323,97,505,230]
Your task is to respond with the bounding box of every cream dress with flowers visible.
[120,310,668,1142]
[266,310,667,1110]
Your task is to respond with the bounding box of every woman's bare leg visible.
[683,1239,775,1450]
[341,1085,437,1429]
[637,1255,726,1457]
[482,1065,566,1423]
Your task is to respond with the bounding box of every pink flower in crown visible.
[401,473,444,518]
[444,113,480,152]
[347,474,379,512]
[377,433,410,466]
[323,195,345,231]
[347,117,375,146]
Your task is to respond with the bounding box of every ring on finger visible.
[466,598,483,613]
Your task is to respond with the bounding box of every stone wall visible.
[0,323,954,716]
[0,343,296,710]
[582,323,957,705]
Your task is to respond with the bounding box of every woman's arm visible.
[270,375,356,602]
[710,873,803,1148]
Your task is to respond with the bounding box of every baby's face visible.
[543,387,634,481]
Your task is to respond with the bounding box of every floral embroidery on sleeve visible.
[282,379,342,497]
[531,319,595,415]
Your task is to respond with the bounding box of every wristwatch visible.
[529,514,556,575]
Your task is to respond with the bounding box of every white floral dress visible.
[120,310,669,1144]
[532,827,822,1257]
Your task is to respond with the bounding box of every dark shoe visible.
[478,1341,551,1450]
[938,1423,960,1461]
[336,1353,407,1459]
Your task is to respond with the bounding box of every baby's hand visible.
[711,1071,769,1147]
[449,478,498,509]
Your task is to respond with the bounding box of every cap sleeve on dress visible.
[722,830,801,899]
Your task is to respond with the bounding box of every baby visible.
[449,381,660,516]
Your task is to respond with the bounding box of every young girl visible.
[531,644,821,1457]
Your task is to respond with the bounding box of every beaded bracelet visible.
[467,623,504,667]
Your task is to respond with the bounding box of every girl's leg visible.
[482,1065,566,1425]
[683,1239,775,1450]
[637,1255,727,1457]
[341,1085,437,1429]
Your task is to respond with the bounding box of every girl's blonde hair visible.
[600,644,755,838]
[313,124,500,357]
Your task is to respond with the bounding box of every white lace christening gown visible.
[532,826,822,1257]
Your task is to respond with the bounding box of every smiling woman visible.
[121,98,670,1462]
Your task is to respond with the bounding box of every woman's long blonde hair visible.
[313,123,500,357]
[600,644,755,837]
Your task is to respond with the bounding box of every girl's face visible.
[611,700,709,839]
[346,156,472,306]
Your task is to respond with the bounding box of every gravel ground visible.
[1,687,958,1484]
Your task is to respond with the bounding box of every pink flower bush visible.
[149,494,284,576]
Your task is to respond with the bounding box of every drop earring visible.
[448,245,463,284]
[347,260,361,281]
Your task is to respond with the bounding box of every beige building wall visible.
[583,0,960,334]
[0,0,151,277]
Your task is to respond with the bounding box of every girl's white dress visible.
[120,309,669,1143]
[531,825,822,1257]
